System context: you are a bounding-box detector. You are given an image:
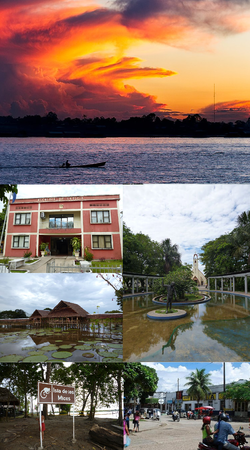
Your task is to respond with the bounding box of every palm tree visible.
[185,369,211,407]
[237,210,250,227]
[161,238,181,274]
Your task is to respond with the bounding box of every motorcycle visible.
[198,429,250,450]
[172,412,180,422]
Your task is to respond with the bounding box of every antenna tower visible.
[214,84,216,123]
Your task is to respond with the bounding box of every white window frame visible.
[92,235,113,249]
[90,210,111,224]
[14,212,31,225]
[12,235,30,249]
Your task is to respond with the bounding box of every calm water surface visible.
[1,137,250,183]
[123,292,250,362]
[0,325,123,362]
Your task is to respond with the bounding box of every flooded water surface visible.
[0,325,123,362]
[123,292,250,362]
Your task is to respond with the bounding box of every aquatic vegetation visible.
[82,352,95,358]
[51,351,73,359]
[0,354,24,362]
[23,355,48,362]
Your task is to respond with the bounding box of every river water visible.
[1,137,250,183]
[123,292,250,362]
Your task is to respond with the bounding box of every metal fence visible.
[46,260,122,273]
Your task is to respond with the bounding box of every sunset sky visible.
[1,0,250,121]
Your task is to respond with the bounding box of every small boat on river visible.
[59,161,106,168]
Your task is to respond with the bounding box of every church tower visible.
[192,253,206,286]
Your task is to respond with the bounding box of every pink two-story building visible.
[4,194,122,259]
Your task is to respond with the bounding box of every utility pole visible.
[214,84,216,123]
[223,362,226,392]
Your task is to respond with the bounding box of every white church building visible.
[192,253,207,286]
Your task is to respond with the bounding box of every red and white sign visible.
[38,382,75,404]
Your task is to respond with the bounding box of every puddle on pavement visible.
[0,325,123,362]
[123,292,250,362]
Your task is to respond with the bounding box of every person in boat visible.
[66,160,71,167]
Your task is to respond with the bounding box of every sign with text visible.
[38,382,75,404]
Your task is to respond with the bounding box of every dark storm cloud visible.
[114,0,250,34]
[9,8,117,49]
[114,0,250,18]
[62,8,116,26]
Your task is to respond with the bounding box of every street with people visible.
[126,414,250,450]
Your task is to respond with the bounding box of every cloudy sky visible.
[123,184,250,268]
[0,184,123,212]
[0,273,121,315]
[1,0,250,121]
[142,362,250,392]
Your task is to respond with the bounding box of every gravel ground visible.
[128,416,250,450]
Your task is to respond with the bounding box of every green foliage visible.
[0,185,18,206]
[70,237,81,250]
[23,251,32,258]
[123,363,159,405]
[40,242,49,251]
[0,309,27,319]
[200,210,250,277]
[84,246,94,261]
[0,363,43,418]
[154,265,197,299]
[224,380,250,401]
[0,257,10,265]
[185,368,212,404]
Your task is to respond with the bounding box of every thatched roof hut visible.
[0,388,20,405]
[30,310,50,319]
[48,301,89,318]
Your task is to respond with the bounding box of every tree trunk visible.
[89,424,123,450]
[81,392,90,415]
[117,370,123,426]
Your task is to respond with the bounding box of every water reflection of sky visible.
[123,293,250,362]
[0,325,123,362]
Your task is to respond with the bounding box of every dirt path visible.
[0,415,122,450]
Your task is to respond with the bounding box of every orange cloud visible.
[200,100,250,122]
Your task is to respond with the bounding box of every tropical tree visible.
[123,223,163,275]
[154,265,197,299]
[0,185,18,205]
[185,369,212,407]
[224,380,250,401]
[200,210,250,278]
[0,363,43,418]
[123,363,158,407]
[161,238,182,274]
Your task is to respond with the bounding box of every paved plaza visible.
[128,415,250,450]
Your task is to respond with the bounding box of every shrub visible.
[24,251,32,258]
[84,246,94,261]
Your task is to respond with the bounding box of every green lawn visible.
[25,259,39,264]
[10,270,27,273]
[91,260,123,268]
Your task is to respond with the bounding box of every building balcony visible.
[39,227,81,235]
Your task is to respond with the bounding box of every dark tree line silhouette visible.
[0,112,250,137]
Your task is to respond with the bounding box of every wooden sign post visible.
[37,382,76,449]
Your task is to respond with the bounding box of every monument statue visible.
[166,282,177,312]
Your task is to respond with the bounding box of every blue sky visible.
[123,184,250,268]
[142,362,250,392]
